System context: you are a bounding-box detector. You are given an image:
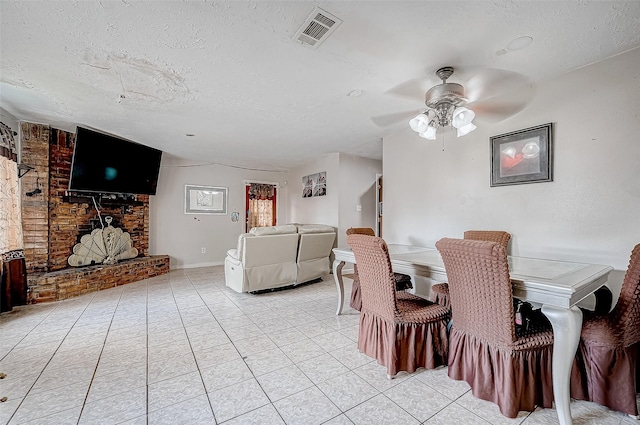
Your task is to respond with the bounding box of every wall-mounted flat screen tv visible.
[69,126,163,195]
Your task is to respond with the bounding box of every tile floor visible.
[0,266,637,425]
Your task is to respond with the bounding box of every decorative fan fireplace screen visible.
[68,216,138,267]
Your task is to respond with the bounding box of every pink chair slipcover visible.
[347,234,450,377]
[570,243,640,417]
[346,227,375,311]
[430,230,511,309]
[435,238,554,418]
[346,227,412,311]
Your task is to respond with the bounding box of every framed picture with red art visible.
[490,123,553,187]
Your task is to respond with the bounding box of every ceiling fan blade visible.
[465,68,533,104]
[464,68,536,123]
[384,78,428,102]
[470,86,536,123]
[370,110,420,128]
[472,102,526,121]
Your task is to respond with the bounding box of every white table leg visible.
[540,305,583,425]
[332,260,345,315]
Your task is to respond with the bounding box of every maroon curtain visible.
[247,183,277,229]
[1,251,27,312]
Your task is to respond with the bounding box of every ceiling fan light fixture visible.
[419,124,437,140]
[408,67,479,141]
[456,122,477,137]
[452,107,475,129]
[409,114,429,133]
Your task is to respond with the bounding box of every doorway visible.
[376,174,382,237]
[245,183,278,232]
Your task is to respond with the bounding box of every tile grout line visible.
[2,304,65,425]
[4,291,101,425]
[75,287,128,425]
[222,288,358,423]
[146,277,150,425]
[195,275,285,423]
[0,305,58,363]
[175,271,224,424]
[244,296,451,424]
[191,277,293,424]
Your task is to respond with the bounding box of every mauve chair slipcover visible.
[346,228,413,312]
[436,238,554,419]
[346,228,375,311]
[429,283,451,310]
[570,243,640,417]
[430,230,511,310]
[347,234,450,377]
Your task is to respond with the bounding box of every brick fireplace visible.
[20,123,169,303]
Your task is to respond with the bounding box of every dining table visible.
[332,244,613,425]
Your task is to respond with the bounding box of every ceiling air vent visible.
[294,7,342,48]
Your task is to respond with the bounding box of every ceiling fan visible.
[371,66,535,139]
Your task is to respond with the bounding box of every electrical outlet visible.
[201,247,206,254]
[356,204,362,212]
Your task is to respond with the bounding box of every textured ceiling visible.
[2,1,640,171]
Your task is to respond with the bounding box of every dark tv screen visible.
[69,126,162,195]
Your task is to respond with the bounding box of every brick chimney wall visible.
[20,123,50,274]
[20,122,152,275]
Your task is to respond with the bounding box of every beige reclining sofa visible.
[224,224,336,293]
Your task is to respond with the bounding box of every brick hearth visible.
[28,255,170,303]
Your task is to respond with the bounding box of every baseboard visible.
[175,261,224,270]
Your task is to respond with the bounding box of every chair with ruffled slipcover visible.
[570,243,640,418]
[346,234,449,378]
[430,230,511,309]
[435,237,554,418]
[346,227,375,311]
[346,227,412,311]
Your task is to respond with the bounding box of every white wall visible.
[383,47,640,274]
[149,155,288,268]
[338,153,382,247]
[149,151,381,269]
[286,153,340,227]
[286,153,382,248]
[1,108,19,132]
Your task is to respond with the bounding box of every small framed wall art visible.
[490,123,553,187]
[302,171,326,198]
[185,184,228,214]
